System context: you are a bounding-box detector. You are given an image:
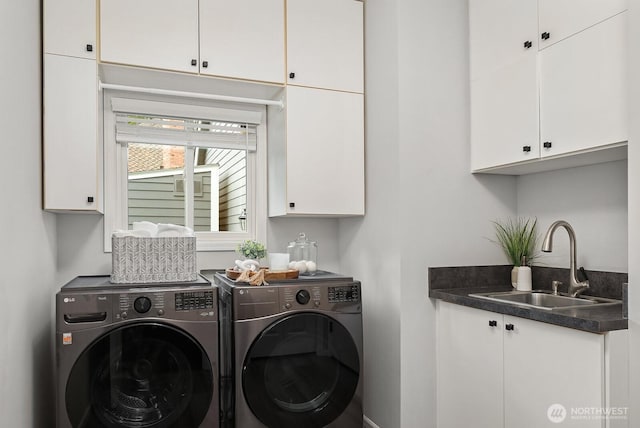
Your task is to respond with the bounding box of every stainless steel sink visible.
[469,290,621,311]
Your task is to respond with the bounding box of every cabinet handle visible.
[505,323,515,331]
[202,61,208,68]
[87,196,94,203]
[86,44,93,52]
[523,40,532,49]
[541,32,551,40]
[289,202,295,208]
[489,320,497,327]
[543,141,552,149]
[191,59,197,66]
[289,72,295,79]
[522,145,531,152]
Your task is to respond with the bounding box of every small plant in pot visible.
[236,239,267,261]
[492,217,539,287]
[235,239,267,272]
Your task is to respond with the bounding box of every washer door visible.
[66,323,213,428]
[243,313,360,428]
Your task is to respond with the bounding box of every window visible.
[103,93,267,251]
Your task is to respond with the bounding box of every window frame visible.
[102,90,267,252]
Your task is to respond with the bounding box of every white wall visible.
[339,0,402,426]
[396,1,517,427]
[341,1,517,426]
[517,160,628,273]
[0,1,58,427]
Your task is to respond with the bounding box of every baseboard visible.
[364,415,381,428]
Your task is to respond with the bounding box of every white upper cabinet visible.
[469,0,628,174]
[469,0,539,171]
[44,0,96,59]
[100,0,285,83]
[100,0,199,73]
[286,0,364,93]
[44,54,101,212]
[538,0,628,49]
[471,54,539,170]
[199,0,284,83]
[469,0,537,81]
[268,86,365,217]
[540,12,627,157]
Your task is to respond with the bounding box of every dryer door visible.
[65,322,213,428]
[242,313,360,427]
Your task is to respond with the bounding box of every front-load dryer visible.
[213,272,363,428]
[56,275,219,428]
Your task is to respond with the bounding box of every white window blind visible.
[115,114,257,151]
[111,97,260,151]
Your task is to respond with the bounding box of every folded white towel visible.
[113,222,194,238]
[157,223,195,237]
[112,229,152,238]
[132,221,158,236]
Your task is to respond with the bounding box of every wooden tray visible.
[225,267,299,281]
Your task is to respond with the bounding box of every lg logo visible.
[547,403,567,424]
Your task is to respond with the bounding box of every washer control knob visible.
[314,301,320,307]
[296,289,311,305]
[134,296,152,314]
[121,312,128,319]
[157,309,165,316]
[285,303,292,309]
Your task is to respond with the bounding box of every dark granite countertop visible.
[429,266,628,334]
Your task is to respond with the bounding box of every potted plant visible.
[492,217,539,287]
[236,239,267,262]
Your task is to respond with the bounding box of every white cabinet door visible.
[471,53,539,171]
[284,86,364,215]
[44,0,96,59]
[100,0,199,73]
[469,0,538,81]
[44,54,101,212]
[469,0,538,171]
[539,12,627,158]
[538,0,628,49]
[287,0,363,93]
[199,0,284,83]
[437,302,504,428]
[503,316,605,428]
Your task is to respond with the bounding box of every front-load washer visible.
[56,275,219,428]
[212,272,363,428]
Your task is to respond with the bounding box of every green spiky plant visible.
[492,217,539,266]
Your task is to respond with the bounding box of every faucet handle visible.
[552,280,563,295]
[578,267,589,282]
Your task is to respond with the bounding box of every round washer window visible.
[66,323,213,428]
[242,313,360,427]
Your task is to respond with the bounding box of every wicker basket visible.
[111,236,197,283]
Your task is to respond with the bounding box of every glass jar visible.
[287,233,318,276]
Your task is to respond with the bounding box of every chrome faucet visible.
[541,220,589,297]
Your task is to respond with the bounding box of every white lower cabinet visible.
[437,301,628,428]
